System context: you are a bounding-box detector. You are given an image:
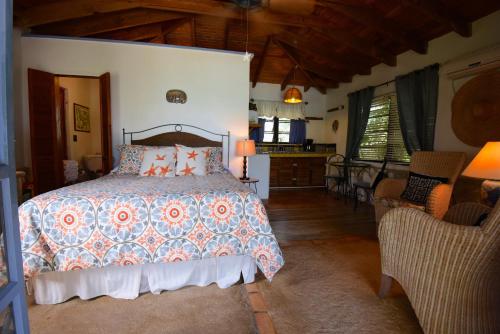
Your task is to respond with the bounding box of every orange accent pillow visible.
[175,145,208,176]
[139,147,176,177]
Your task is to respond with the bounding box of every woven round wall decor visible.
[451,71,500,147]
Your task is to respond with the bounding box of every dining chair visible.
[352,159,387,211]
[325,154,347,198]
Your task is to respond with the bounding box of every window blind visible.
[357,94,410,163]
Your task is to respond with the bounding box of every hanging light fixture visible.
[284,87,302,104]
[284,66,302,104]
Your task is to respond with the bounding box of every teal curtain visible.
[395,63,439,153]
[257,117,266,143]
[250,117,266,143]
[289,119,306,144]
[346,87,375,160]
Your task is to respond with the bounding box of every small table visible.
[327,162,370,199]
[240,178,259,192]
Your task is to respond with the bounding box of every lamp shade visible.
[236,139,256,157]
[283,87,302,104]
[462,142,500,180]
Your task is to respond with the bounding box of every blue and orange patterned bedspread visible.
[18,173,284,280]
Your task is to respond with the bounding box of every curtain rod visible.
[372,63,440,89]
[374,79,395,88]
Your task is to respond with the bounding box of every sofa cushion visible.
[401,172,448,204]
[375,197,426,212]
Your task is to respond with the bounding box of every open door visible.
[28,68,65,195]
[99,72,113,174]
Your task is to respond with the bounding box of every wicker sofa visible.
[378,202,500,334]
[374,151,466,224]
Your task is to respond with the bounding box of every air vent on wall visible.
[446,44,500,80]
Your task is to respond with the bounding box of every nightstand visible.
[240,178,259,192]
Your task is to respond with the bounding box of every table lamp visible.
[462,141,500,206]
[236,139,256,180]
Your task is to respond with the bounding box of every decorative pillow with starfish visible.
[139,147,176,177]
[175,145,208,176]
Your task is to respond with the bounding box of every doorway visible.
[27,69,112,195]
[58,76,103,183]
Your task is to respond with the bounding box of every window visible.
[261,117,291,143]
[357,94,410,163]
[263,118,274,143]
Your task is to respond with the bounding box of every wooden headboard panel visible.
[122,124,230,167]
[131,132,222,147]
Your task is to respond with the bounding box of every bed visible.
[19,124,284,304]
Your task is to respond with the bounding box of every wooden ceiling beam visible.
[273,38,330,94]
[15,0,139,27]
[273,30,371,76]
[190,16,197,47]
[90,17,189,41]
[312,27,396,67]
[91,22,163,41]
[401,0,471,37]
[31,8,186,37]
[17,0,366,31]
[274,38,353,83]
[161,17,191,37]
[149,34,166,44]
[281,66,296,91]
[223,19,231,49]
[320,0,427,54]
[252,36,271,88]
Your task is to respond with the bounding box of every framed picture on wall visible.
[74,103,90,132]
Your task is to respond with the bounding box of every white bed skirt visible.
[31,255,257,304]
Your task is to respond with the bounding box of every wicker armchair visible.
[378,202,500,334]
[374,151,466,224]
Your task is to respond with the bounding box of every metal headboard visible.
[122,123,231,168]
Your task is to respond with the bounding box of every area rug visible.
[28,284,255,334]
[257,237,423,334]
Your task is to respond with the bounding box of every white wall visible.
[250,82,328,142]
[16,36,250,175]
[58,77,101,164]
[325,10,500,159]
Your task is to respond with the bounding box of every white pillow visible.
[175,145,208,176]
[139,147,176,177]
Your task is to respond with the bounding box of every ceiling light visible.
[284,87,303,104]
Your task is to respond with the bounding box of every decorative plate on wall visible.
[331,120,339,133]
[166,90,187,104]
[451,71,500,147]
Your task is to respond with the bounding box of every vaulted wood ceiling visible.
[14,0,500,94]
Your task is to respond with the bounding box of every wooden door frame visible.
[59,87,68,160]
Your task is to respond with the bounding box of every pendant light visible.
[284,66,302,104]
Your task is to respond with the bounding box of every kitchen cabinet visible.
[270,156,327,187]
